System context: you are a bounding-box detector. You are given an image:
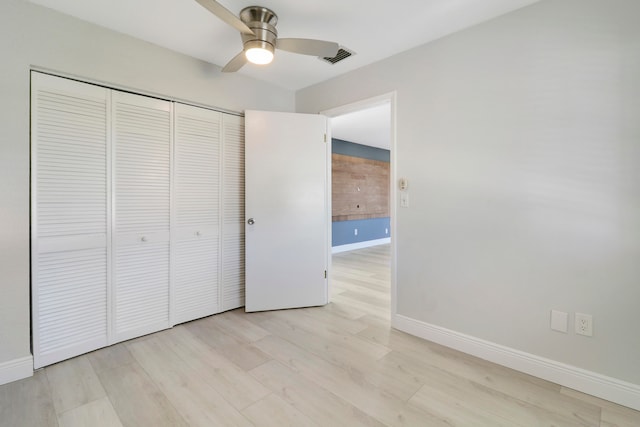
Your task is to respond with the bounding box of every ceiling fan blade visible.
[276,38,339,57]
[194,0,255,35]
[222,51,248,73]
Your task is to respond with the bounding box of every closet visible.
[31,72,245,368]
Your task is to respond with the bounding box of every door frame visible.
[320,92,398,319]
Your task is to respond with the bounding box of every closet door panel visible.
[114,241,170,341]
[31,72,109,368]
[221,114,245,311]
[173,103,221,324]
[36,248,107,367]
[112,91,172,342]
[174,236,219,323]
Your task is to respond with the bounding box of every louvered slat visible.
[222,116,245,224]
[35,88,107,238]
[113,91,171,342]
[174,105,221,229]
[173,103,221,323]
[114,93,171,235]
[221,114,246,310]
[222,234,245,309]
[36,248,107,361]
[173,237,220,324]
[114,242,170,340]
[31,72,109,368]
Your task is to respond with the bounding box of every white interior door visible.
[245,110,329,312]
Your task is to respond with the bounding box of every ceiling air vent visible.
[320,47,355,65]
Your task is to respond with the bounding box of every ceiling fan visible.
[195,0,340,72]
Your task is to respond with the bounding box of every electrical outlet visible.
[354,228,358,236]
[575,313,593,337]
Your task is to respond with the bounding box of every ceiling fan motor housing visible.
[240,6,278,52]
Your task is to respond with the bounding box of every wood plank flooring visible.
[2,244,639,426]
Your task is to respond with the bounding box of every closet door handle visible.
[247,218,255,225]
[140,236,147,242]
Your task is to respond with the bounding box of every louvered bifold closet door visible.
[31,72,109,368]
[221,114,246,311]
[173,103,221,324]
[112,91,172,342]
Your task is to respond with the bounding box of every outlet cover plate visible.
[575,312,593,337]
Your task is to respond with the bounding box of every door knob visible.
[247,218,255,225]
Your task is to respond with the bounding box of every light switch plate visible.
[550,310,568,333]
[400,192,409,208]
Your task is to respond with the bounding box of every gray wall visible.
[332,139,390,162]
[298,0,640,385]
[0,0,293,368]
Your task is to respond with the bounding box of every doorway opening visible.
[322,93,397,321]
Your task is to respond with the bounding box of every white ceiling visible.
[331,103,391,150]
[28,0,540,91]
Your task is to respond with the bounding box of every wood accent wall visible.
[332,153,389,222]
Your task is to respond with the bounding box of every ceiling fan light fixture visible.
[197,1,341,72]
[246,47,274,64]
[244,40,275,65]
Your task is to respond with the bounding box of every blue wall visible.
[332,139,390,247]
[332,217,390,246]
[332,138,390,162]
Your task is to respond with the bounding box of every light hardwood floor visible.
[1,244,639,426]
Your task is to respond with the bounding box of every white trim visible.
[320,91,398,318]
[325,121,333,304]
[389,92,398,320]
[30,66,243,117]
[106,88,113,344]
[0,356,33,386]
[168,101,176,327]
[332,238,391,254]
[320,93,393,117]
[393,314,640,411]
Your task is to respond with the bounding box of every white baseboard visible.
[0,356,33,386]
[332,238,390,254]
[393,314,640,411]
